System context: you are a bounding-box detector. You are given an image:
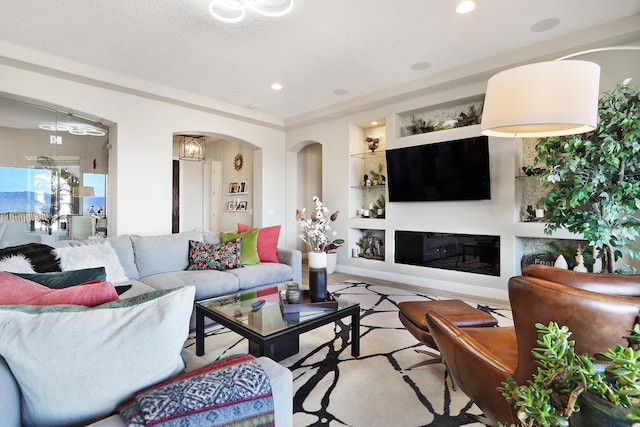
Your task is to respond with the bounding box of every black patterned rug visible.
[184,280,513,427]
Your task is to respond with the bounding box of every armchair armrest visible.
[426,311,518,424]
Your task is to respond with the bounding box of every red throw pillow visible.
[0,272,119,307]
[237,223,281,263]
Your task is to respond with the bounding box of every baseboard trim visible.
[334,265,510,309]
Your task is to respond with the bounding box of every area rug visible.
[184,280,513,427]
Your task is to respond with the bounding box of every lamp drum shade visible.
[480,60,601,138]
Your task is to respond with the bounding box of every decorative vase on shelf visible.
[326,253,337,275]
[554,254,568,269]
[574,255,588,272]
[308,251,327,302]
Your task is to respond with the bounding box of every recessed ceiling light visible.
[456,0,476,14]
[247,103,263,110]
[530,18,560,33]
[371,121,378,126]
[334,89,350,95]
[271,83,283,90]
[410,61,431,71]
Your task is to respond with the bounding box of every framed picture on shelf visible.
[238,181,247,193]
[228,182,239,194]
[226,201,235,211]
[236,201,248,211]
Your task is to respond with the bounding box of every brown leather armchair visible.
[425,271,640,425]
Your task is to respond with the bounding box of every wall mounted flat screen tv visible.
[385,136,491,202]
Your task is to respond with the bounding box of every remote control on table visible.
[251,299,266,311]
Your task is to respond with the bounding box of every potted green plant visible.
[499,322,640,427]
[533,80,640,273]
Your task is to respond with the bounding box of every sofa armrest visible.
[277,247,302,285]
[182,350,293,427]
[0,356,21,427]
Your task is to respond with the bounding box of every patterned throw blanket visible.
[119,354,275,427]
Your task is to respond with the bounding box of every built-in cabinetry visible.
[345,99,592,276]
[349,122,387,261]
[514,138,592,272]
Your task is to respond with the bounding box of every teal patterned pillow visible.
[186,239,242,271]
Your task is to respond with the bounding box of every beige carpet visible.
[184,279,513,427]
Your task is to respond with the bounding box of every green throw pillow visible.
[220,228,261,265]
[14,267,107,289]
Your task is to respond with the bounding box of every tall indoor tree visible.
[534,79,640,273]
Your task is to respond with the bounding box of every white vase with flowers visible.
[296,196,340,300]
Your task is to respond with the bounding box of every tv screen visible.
[385,136,491,202]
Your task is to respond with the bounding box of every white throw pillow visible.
[0,285,195,427]
[54,241,128,283]
[0,254,35,273]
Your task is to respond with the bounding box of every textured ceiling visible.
[1,0,639,122]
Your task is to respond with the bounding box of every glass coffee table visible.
[195,286,360,361]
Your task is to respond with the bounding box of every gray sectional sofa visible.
[52,229,303,303]
[0,229,300,427]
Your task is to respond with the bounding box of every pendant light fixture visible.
[179,135,206,162]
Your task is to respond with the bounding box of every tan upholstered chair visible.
[425,270,640,425]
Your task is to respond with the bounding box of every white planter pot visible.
[308,251,327,269]
[326,253,337,274]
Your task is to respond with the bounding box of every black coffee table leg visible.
[351,308,360,357]
[195,307,205,356]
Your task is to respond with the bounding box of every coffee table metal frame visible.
[195,291,360,361]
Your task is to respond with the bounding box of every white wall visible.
[286,79,527,301]
[0,62,287,239]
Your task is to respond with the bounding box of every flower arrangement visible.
[296,196,340,253]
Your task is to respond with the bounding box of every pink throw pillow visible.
[0,272,119,307]
[237,223,281,263]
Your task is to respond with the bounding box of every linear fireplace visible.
[395,231,500,276]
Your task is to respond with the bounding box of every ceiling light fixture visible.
[209,0,294,23]
[179,135,206,162]
[456,1,476,14]
[271,82,283,90]
[39,122,106,137]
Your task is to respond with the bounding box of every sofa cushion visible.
[53,242,128,284]
[186,239,242,271]
[226,263,294,290]
[105,235,139,280]
[220,228,260,265]
[0,286,195,427]
[131,230,202,278]
[0,254,36,273]
[0,243,60,273]
[14,266,106,288]
[238,223,281,263]
[203,230,221,245]
[140,270,240,300]
[0,272,119,306]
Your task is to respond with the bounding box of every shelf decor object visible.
[178,135,205,161]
